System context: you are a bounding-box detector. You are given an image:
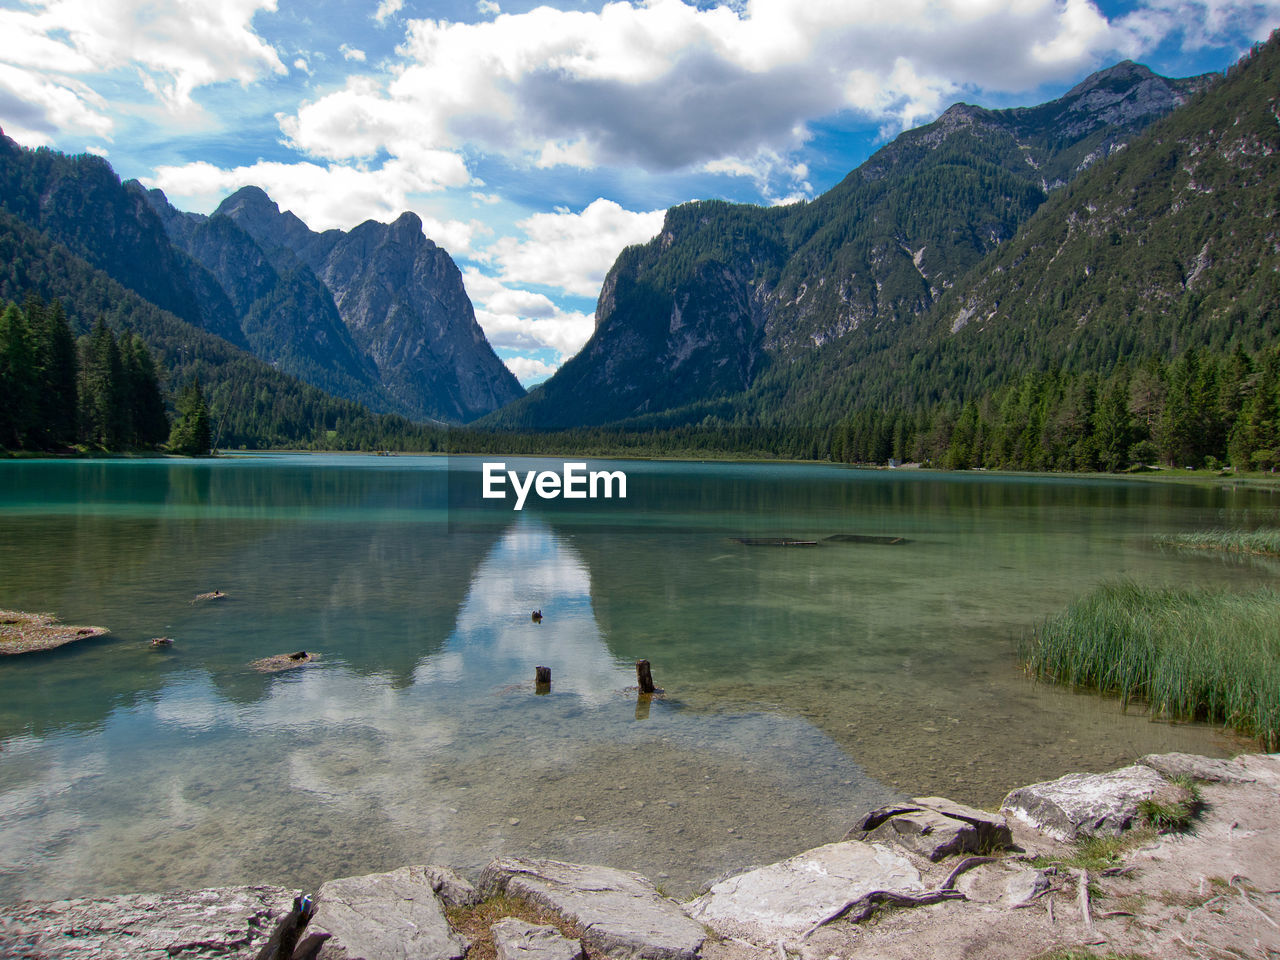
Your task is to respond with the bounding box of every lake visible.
[0,455,1271,902]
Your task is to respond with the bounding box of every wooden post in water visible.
[636,659,656,695]
[535,665,551,695]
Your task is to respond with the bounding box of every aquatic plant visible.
[1022,582,1280,749]
[1154,529,1280,557]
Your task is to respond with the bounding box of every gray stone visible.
[422,865,481,908]
[1003,867,1054,907]
[684,840,924,942]
[1001,764,1168,841]
[0,884,296,959]
[492,918,584,960]
[911,797,1013,850]
[863,808,981,861]
[1139,752,1256,784]
[305,865,468,960]
[478,858,705,960]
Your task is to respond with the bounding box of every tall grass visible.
[1154,529,1280,557]
[1022,582,1280,749]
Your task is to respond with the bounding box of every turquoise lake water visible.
[0,455,1272,901]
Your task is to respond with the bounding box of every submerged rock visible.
[300,865,468,960]
[1000,764,1168,841]
[492,917,584,960]
[0,884,294,959]
[684,840,924,941]
[478,857,704,960]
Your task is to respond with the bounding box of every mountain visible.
[735,32,1280,428]
[144,188,390,413]
[486,60,1212,429]
[0,132,522,424]
[211,186,524,423]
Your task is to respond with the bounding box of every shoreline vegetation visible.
[1021,581,1280,750]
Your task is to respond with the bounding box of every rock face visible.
[301,865,468,960]
[478,857,705,960]
[685,840,924,941]
[1000,764,1169,841]
[491,918,584,960]
[216,188,524,424]
[0,884,295,959]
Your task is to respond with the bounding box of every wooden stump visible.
[636,659,656,694]
[535,665,551,695]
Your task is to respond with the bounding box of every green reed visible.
[1154,529,1280,557]
[1022,582,1280,749]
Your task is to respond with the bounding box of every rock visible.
[478,858,704,960]
[862,808,981,861]
[1139,752,1256,784]
[1003,867,1054,906]
[844,797,1011,860]
[0,884,296,959]
[301,865,468,960]
[684,841,924,942]
[422,865,481,908]
[1001,764,1168,841]
[911,797,1013,850]
[492,918,584,960]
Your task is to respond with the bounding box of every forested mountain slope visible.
[487,60,1209,429]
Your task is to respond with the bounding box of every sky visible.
[1,1,1277,386]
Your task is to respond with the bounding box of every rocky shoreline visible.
[2,751,1277,960]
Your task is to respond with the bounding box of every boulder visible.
[478,858,705,960]
[1139,752,1256,784]
[299,865,468,960]
[422,865,481,908]
[861,808,980,861]
[0,884,295,959]
[492,918,584,960]
[844,796,1011,860]
[1000,764,1168,841]
[911,797,1013,850]
[684,840,924,942]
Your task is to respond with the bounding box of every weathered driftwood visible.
[0,609,109,655]
[823,534,908,545]
[801,888,967,939]
[191,591,227,604]
[251,651,319,673]
[535,665,552,694]
[732,537,818,547]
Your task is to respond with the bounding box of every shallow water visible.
[0,455,1271,901]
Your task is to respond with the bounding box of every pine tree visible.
[168,378,212,456]
[32,299,79,448]
[120,332,169,447]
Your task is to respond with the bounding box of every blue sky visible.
[2,0,1276,385]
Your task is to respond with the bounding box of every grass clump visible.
[1154,529,1280,557]
[1031,830,1153,873]
[445,894,584,960]
[1021,581,1280,749]
[1137,776,1203,833]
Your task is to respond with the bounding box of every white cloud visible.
[142,158,481,252]
[477,0,501,14]
[274,0,1190,179]
[340,44,367,62]
[483,198,665,298]
[464,268,598,363]
[293,57,311,75]
[0,63,113,145]
[503,356,557,384]
[374,0,404,25]
[0,0,285,111]
[471,191,502,205]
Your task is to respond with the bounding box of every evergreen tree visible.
[120,331,169,447]
[31,298,79,447]
[168,378,212,456]
[0,302,36,448]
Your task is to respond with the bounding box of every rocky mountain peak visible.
[215,186,313,253]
